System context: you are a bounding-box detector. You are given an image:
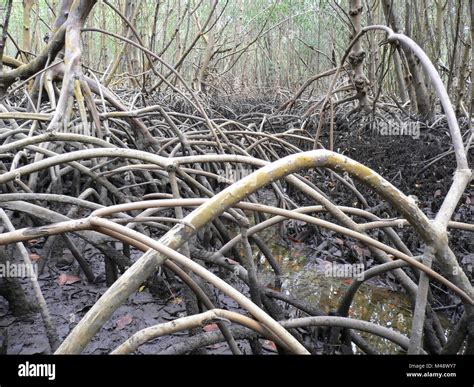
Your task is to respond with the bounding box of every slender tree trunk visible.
[0,0,13,99]
[382,0,435,122]
[22,0,32,60]
[454,33,471,115]
[447,0,463,94]
[348,0,370,111]
[393,47,409,102]
[470,0,474,123]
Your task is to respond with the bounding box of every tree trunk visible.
[382,0,435,123]
[348,0,370,111]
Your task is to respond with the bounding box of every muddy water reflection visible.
[257,241,413,353]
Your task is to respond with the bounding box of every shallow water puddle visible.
[234,218,451,354]
[279,266,413,353]
[256,238,413,354]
